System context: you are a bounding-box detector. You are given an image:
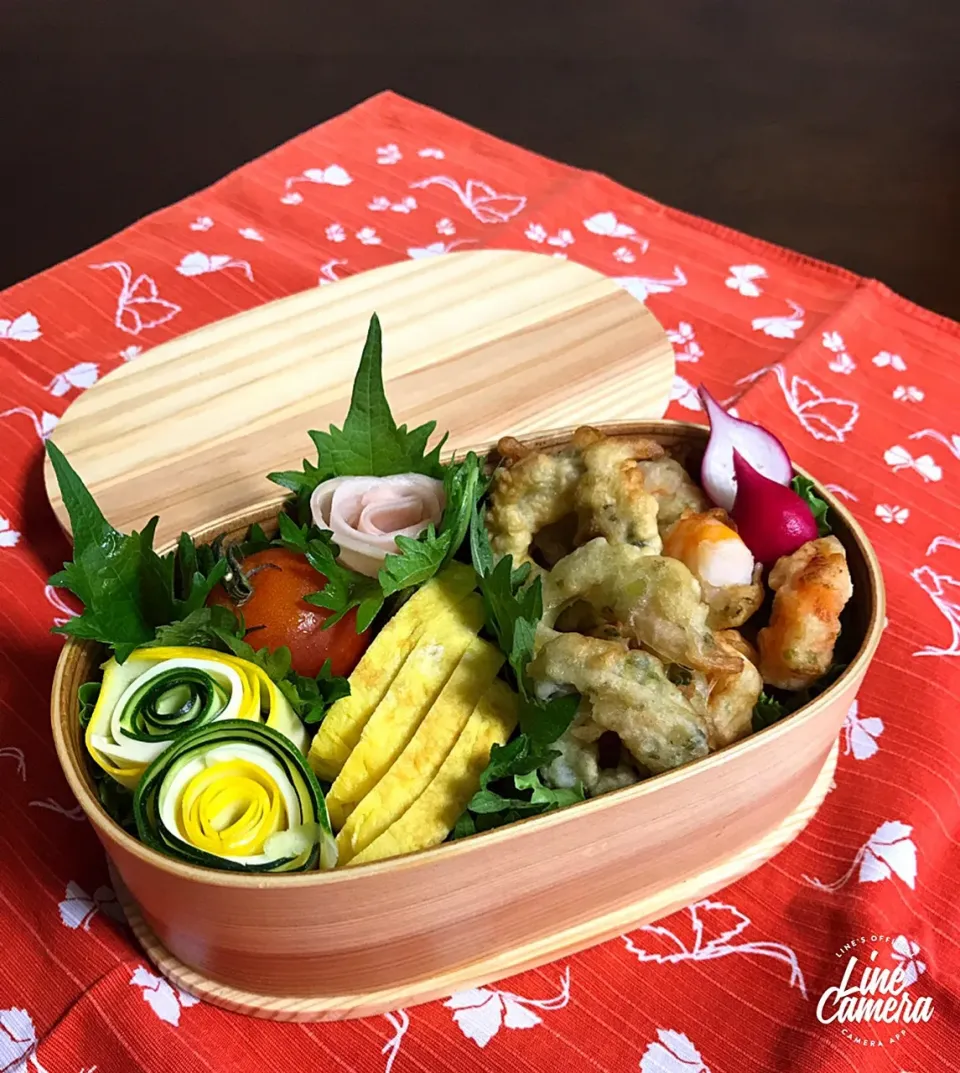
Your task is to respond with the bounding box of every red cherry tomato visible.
[207,548,370,678]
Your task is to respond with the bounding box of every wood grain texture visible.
[44,250,674,548]
[111,739,840,1021]
[49,422,885,1019]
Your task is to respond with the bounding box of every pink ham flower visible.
[311,475,445,577]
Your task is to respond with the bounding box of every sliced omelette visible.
[308,562,477,781]
[335,635,505,863]
[347,678,519,866]
[325,592,486,830]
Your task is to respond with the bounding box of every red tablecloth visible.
[1,91,958,1073]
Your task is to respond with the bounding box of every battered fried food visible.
[757,536,853,690]
[487,427,664,566]
[705,631,763,747]
[538,705,641,796]
[663,510,764,629]
[529,631,710,773]
[636,456,710,536]
[541,538,740,673]
[573,431,664,552]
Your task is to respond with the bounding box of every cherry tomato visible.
[207,548,370,678]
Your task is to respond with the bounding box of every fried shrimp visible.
[486,427,664,566]
[529,631,709,773]
[663,510,765,629]
[541,538,740,673]
[704,631,763,747]
[636,456,710,536]
[758,536,853,690]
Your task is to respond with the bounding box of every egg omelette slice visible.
[335,635,505,864]
[325,592,486,830]
[308,562,477,781]
[346,678,519,866]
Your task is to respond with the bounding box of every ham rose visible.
[310,474,446,577]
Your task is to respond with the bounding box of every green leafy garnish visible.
[277,663,351,726]
[469,507,580,745]
[792,475,831,536]
[752,691,787,731]
[454,736,583,835]
[276,514,384,631]
[268,314,446,500]
[46,442,227,662]
[150,605,243,649]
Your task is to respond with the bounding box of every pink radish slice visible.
[699,385,792,510]
[731,451,818,565]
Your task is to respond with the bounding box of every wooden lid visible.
[44,249,675,548]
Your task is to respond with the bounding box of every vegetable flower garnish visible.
[134,721,335,872]
[85,646,307,789]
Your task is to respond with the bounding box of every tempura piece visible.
[530,632,709,773]
[758,536,853,691]
[538,705,641,796]
[487,427,663,566]
[705,631,763,747]
[541,538,740,673]
[486,442,582,565]
[663,510,764,629]
[637,456,710,536]
[573,430,664,553]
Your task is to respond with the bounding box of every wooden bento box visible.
[50,419,885,1023]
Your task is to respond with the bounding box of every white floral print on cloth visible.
[583,211,650,250]
[46,363,98,397]
[842,700,884,760]
[0,312,42,342]
[129,967,199,1027]
[666,322,703,363]
[890,936,927,988]
[58,881,124,931]
[751,299,805,339]
[443,967,570,1048]
[381,1011,408,1073]
[410,176,526,224]
[0,407,58,440]
[615,268,688,303]
[177,253,254,282]
[0,745,26,779]
[0,515,21,548]
[884,444,942,482]
[912,535,960,657]
[738,365,859,442]
[90,262,181,335]
[624,899,806,996]
[0,1007,49,1073]
[640,1029,711,1073]
[802,820,917,891]
[280,165,352,204]
[725,264,766,297]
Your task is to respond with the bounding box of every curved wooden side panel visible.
[111,740,839,1021]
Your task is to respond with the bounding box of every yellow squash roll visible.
[85,646,307,789]
[335,635,505,863]
[325,592,486,830]
[308,562,477,781]
[348,678,519,866]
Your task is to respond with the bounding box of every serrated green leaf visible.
[150,605,243,649]
[270,314,447,499]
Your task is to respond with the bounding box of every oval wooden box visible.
[50,421,885,1022]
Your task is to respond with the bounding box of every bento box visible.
[50,418,884,1022]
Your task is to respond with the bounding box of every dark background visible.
[4,0,959,317]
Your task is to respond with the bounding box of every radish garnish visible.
[699,385,792,510]
[730,451,818,565]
